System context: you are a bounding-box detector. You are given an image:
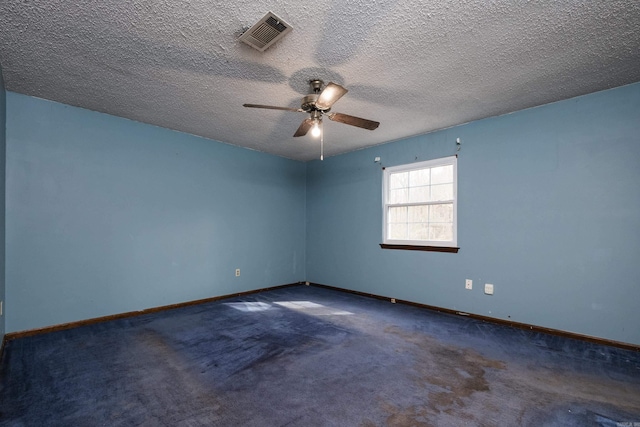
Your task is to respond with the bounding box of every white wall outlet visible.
[465,279,473,290]
[484,283,494,295]
[235,269,240,277]
[390,298,396,303]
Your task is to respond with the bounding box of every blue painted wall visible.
[0,64,6,342]
[5,93,306,333]
[5,83,640,346]
[306,82,640,346]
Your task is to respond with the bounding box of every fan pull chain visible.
[320,120,324,161]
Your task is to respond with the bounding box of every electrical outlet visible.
[390,298,396,303]
[484,284,494,295]
[465,279,473,290]
[235,269,240,277]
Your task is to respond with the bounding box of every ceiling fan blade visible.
[315,82,348,110]
[327,112,380,130]
[243,104,303,112]
[293,118,315,137]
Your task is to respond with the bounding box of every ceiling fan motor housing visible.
[302,79,330,112]
[301,94,323,112]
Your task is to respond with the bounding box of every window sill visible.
[379,244,459,253]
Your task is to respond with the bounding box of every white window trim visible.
[382,156,458,248]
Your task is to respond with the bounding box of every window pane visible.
[429,203,453,223]
[431,165,453,185]
[388,206,407,223]
[389,172,408,190]
[389,188,408,204]
[388,223,407,240]
[408,223,429,240]
[408,186,429,203]
[429,224,453,241]
[407,205,428,223]
[430,183,453,201]
[383,157,456,246]
[409,168,430,187]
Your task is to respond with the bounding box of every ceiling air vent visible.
[239,12,292,52]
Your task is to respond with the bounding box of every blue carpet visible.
[1,285,639,426]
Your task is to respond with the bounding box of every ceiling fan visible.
[243,79,380,158]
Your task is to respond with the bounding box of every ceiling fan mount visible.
[243,79,380,139]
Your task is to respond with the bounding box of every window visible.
[382,156,457,251]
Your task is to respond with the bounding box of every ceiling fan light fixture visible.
[311,120,322,138]
[315,82,348,110]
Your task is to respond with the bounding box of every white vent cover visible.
[239,12,292,52]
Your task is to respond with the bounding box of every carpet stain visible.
[386,325,505,405]
[127,329,231,423]
[508,364,640,420]
[383,325,507,424]
[381,324,640,426]
[422,343,505,408]
[380,402,432,427]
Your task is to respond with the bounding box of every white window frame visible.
[382,156,457,248]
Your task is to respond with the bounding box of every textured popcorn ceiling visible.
[1,1,639,161]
